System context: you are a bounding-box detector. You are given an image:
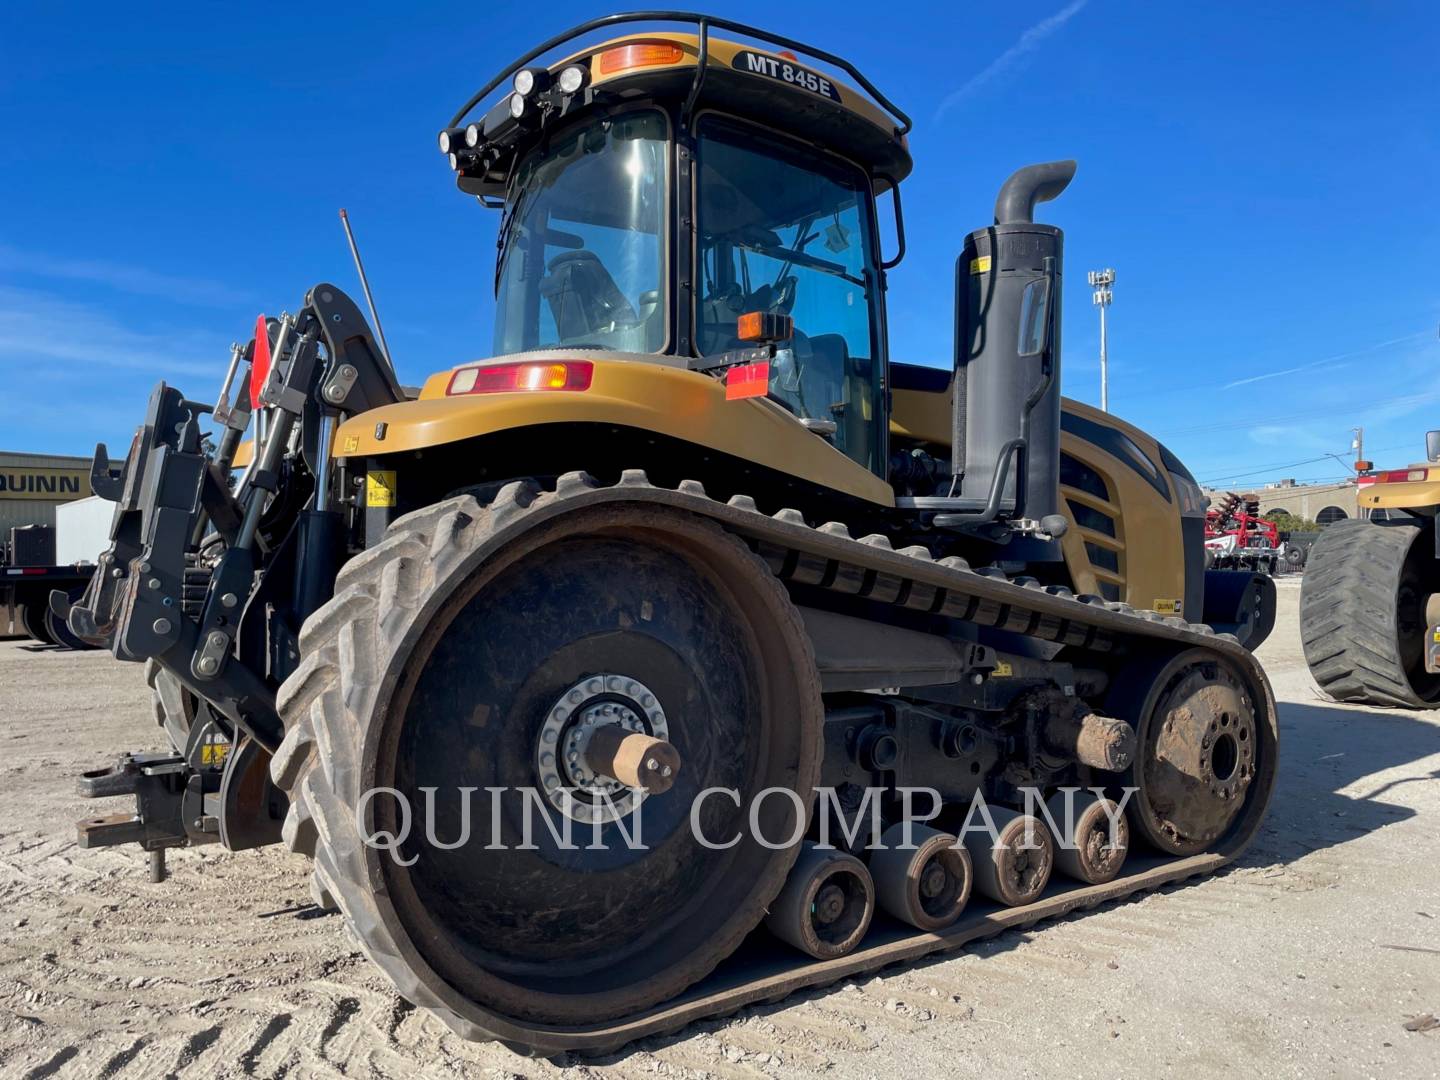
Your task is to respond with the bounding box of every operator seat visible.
[540,251,639,342]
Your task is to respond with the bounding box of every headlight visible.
[508,92,527,120]
[557,64,588,94]
[513,67,550,96]
[1169,470,1208,517]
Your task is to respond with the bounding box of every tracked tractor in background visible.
[1302,442,1440,707]
[61,14,1278,1055]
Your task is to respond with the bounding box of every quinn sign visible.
[0,467,91,502]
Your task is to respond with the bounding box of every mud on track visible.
[2,578,1438,1077]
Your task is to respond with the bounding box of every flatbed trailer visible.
[3,563,98,648]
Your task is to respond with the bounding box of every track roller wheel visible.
[271,486,822,1038]
[962,806,1054,906]
[1046,791,1128,885]
[870,824,971,931]
[765,842,875,958]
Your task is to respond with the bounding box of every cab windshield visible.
[493,111,668,356]
[696,116,883,472]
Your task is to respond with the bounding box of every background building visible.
[1205,479,1358,525]
[0,450,94,542]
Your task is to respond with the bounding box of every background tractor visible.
[63,13,1278,1056]
[1302,436,1440,707]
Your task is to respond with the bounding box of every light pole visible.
[1089,269,1115,412]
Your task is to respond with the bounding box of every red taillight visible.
[446,361,594,396]
[1377,468,1429,484]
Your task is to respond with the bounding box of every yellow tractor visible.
[64,14,1277,1056]
[1302,442,1440,706]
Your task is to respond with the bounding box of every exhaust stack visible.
[951,160,1076,530]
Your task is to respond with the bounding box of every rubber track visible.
[1299,519,1430,707]
[270,470,1279,1057]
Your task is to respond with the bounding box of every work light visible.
[557,64,588,94]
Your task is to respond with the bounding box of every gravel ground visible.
[1,577,1438,1078]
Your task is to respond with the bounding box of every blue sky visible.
[2,2,1437,489]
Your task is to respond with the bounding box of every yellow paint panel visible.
[889,371,1185,608]
[340,357,895,506]
[1358,480,1440,509]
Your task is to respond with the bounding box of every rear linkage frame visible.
[61,284,402,871]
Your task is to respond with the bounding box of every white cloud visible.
[0,285,227,377]
[935,0,1089,121]
[0,243,251,307]
[1221,331,1430,390]
[0,285,238,454]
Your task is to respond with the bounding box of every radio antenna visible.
[338,208,395,371]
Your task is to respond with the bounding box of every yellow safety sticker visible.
[1154,599,1182,615]
[201,742,230,767]
[969,255,992,275]
[992,660,1013,677]
[367,470,397,508]
[342,434,360,454]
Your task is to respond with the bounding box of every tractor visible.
[63,13,1277,1055]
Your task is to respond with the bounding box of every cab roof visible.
[442,14,913,202]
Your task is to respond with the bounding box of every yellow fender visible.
[331,356,895,505]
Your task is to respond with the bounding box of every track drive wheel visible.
[270,481,822,1044]
[1119,649,1272,856]
[1300,520,1440,707]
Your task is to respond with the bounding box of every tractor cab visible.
[442,15,912,479]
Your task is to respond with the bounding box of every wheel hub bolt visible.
[814,883,846,924]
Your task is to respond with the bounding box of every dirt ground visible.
[1,577,1437,1078]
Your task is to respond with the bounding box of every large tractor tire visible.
[270,482,822,1042]
[1300,519,1440,707]
[146,660,197,753]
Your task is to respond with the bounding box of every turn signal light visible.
[1377,468,1429,484]
[447,361,594,396]
[598,42,684,76]
[737,311,794,343]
